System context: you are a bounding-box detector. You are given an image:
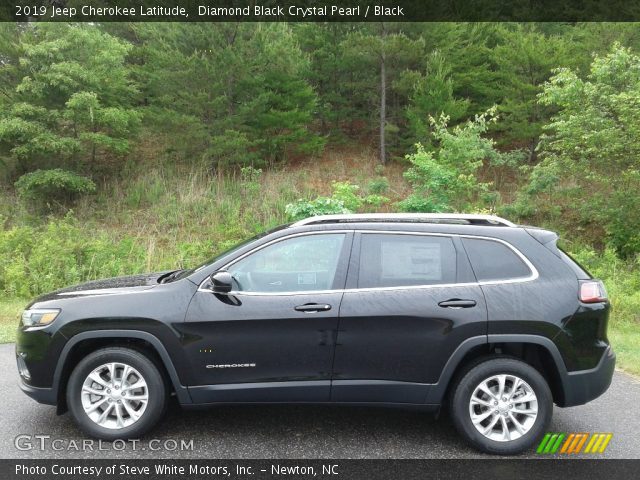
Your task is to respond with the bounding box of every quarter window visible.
[462,238,532,281]
[358,234,457,288]
[228,234,346,293]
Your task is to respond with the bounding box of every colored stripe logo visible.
[537,433,612,454]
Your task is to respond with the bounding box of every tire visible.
[66,347,167,440]
[450,357,552,455]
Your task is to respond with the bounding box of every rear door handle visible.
[295,303,332,313]
[438,299,477,309]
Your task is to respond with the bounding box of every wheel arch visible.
[427,334,568,406]
[53,330,192,413]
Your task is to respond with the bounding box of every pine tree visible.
[0,24,140,175]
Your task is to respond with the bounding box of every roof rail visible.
[292,213,517,228]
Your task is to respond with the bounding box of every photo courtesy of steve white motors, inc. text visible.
[15,463,339,477]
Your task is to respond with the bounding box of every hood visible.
[31,271,172,303]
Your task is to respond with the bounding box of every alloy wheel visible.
[80,362,149,429]
[468,374,538,442]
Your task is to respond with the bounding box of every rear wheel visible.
[66,347,167,440]
[450,358,552,455]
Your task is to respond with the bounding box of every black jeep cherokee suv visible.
[16,214,615,454]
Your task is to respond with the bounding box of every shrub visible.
[367,177,389,195]
[363,194,389,208]
[14,169,96,211]
[284,197,350,221]
[602,175,640,259]
[398,110,501,213]
[331,181,363,211]
[240,166,263,195]
[284,180,389,221]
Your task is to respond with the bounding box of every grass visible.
[0,298,23,344]
[602,283,640,377]
[0,146,405,339]
[609,323,640,377]
[0,146,407,298]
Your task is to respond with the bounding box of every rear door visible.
[331,232,487,403]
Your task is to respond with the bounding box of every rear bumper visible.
[560,346,616,407]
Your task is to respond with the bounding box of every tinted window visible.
[229,234,345,292]
[358,234,457,288]
[462,238,531,281]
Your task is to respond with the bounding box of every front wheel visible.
[66,347,167,440]
[450,358,553,455]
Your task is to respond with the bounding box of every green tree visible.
[403,50,470,145]
[533,43,640,257]
[440,23,504,115]
[491,24,578,162]
[242,24,324,163]
[0,24,140,175]
[133,22,251,162]
[341,23,424,164]
[0,23,25,177]
[295,23,357,137]
[0,23,23,106]
[135,23,323,168]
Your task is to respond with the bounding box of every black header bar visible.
[3,0,640,22]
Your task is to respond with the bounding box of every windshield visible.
[171,224,291,281]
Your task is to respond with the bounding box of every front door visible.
[331,232,487,403]
[184,232,352,403]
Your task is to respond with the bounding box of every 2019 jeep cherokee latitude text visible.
[16,214,615,455]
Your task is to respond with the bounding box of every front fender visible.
[52,329,192,405]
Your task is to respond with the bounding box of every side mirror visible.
[210,271,233,294]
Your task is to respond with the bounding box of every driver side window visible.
[228,234,346,293]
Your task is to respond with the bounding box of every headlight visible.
[21,308,61,327]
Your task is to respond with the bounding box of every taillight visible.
[579,280,608,303]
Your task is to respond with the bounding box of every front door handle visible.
[438,299,477,309]
[295,303,332,313]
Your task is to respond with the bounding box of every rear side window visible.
[358,234,457,288]
[462,238,532,282]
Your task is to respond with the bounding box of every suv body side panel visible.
[331,232,488,403]
[552,301,611,370]
[478,232,609,371]
[484,334,615,407]
[15,280,198,392]
[18,329,193,405]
